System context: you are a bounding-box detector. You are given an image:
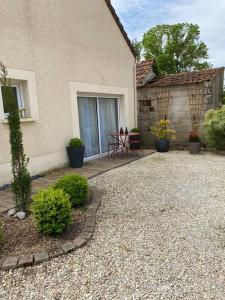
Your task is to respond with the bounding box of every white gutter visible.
[133,58,138,127]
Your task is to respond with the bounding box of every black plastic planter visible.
[67,145,85,168]
[155,139,170,152]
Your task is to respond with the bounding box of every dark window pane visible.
[1,86,18,113]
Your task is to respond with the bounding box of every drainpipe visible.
[133,58,138,128]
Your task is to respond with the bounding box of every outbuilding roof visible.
[144,68,224,87]
[136,60,155,87]
[137,60,224,88]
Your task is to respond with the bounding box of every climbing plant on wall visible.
[188,87,203,129]
[0,62,31,213]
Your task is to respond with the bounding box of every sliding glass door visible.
[98,98,118,153]
[78,97,119,158]
[78,97,100,157]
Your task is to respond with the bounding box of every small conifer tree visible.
[0,62,31,212]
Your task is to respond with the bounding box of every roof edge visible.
[138,67,225,88]
[104,0,136,58]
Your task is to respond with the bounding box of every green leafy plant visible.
[32,187,72,235]
[0,62,31,212]
[131,39,142,60]
[0,222,4,249]
[131,128,141,133]
[151,119,176,140]
[69,138,83,147]
[204,106,225,150]
[54,174,88,207]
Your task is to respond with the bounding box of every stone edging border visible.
[1,189,103,271]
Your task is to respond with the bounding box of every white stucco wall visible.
[0,0,136,185]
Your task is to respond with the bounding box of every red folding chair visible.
[105,131,120,157]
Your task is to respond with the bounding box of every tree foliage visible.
[142,23,211,74]
[132,39,142,60]
[0,62,31,212]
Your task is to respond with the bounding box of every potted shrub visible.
[188,131,201,154]
[151,119,176,152]
[67,138,85,168]
[129,128,141,150]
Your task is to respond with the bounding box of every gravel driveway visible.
[1,151,225,299]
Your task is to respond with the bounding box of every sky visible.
[111,0,225,68]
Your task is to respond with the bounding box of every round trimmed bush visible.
[69,138,83,147]
[32,187,72,235]
[54,174,88,207]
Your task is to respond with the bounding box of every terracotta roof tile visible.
[136,60,155,87]
[104,0,135,57]
[138,68,224,88]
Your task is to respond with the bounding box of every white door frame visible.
[69,81,129,135]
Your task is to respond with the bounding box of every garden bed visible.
[0,189,93,266]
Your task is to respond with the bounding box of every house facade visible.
[137,60,224,147]
[0,0,137,186]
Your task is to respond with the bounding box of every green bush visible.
[54,174,88,207]
[32,187,72,235]
[0,222,4,248]
[204,106,225,150]
[69,138,83,147]
[131,127,141,133]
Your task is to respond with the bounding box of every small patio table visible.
[110,132,141,156]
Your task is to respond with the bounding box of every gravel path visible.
[1,151,225,299]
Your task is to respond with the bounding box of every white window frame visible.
[0,68,39,123]
[69,82,129,139]
[15,83,24,111]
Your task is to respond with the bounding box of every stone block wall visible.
[138,76,223,148]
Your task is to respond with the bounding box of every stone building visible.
[137,60,224,147]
